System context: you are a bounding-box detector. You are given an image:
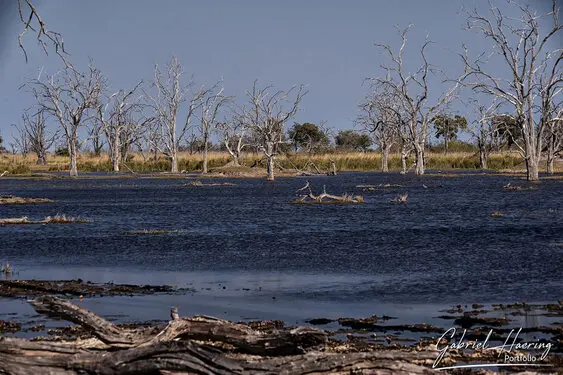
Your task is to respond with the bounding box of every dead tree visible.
[294,181,363,203]
[358,87,401,172]
[17,0,67,64]
[28,63,104,176]
[199,83,231,174]
[216,116,248,167]
[146,57,206,173]
[89,121,105,156]
[544,108,562,173]
[468,99,502,170]
[20,109,58,165]
[98,81,145,172]
[462,0,562,181]
[10,123,30,157]
[241,80,307,181]
[373,25,464,175]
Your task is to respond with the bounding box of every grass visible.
[0,150,561,174]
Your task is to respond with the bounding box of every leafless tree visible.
[98,81,146,172]
[10,123,30,157]
[88,122,105,157]
[544,107,562,173]
[17,109,58,165]
[199,83,231,174]
[462,0,562,181]
[146,57,207,173]
[240,80,307,181]
[216,114,248,167]
[539,56,563,174]
[468,99,503,169]
[28,63,105,176]
[372,25,465,175]
[358,87,401,172]
[17,0,67,64]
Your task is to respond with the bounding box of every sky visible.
[0,0,559,147]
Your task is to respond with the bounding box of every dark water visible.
[0,172,562,325]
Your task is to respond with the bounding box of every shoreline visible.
[0,284,561,374]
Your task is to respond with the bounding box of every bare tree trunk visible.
[444,137,449,154]
[112,137,120,172]
[36,150,47,165]
[381,145,390,172]
[230,153,240,167]
[526,154,540,181]
[479,148,488,170]
[546,137,555,174]
[202,135,209,174]
[414,144,425,175]
[266,151,275,181]
[170,154,178,173]
[68,137,78,177]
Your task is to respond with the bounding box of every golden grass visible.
[1,150,562,174]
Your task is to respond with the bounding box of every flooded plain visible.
[0,171,562,331]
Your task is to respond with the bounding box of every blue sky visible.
[0,0,558,146]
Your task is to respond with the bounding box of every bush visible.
[55,147,70,157]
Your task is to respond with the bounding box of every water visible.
[1,171,562,325]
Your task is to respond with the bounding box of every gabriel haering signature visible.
[433,327,552,370]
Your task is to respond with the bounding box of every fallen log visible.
[292,181,363,204]
[0,336,445,375]
[29,296,328,355]
[3,296,550,374]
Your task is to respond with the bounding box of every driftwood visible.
[293,181,363,204]
[0,295,446,375]
[0,215,87,225]
[0,195,54,205]
[30,296,327,354]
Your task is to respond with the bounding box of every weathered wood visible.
[294,181,363,204]
[143,316,328,355]
[1,296,552,374]
[0,337,440,375]
[0,338,240,375]
[29,296,151,347]
[30,296,327,355]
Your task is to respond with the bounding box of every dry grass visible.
[489,211,504,217]
[1,151,561,174]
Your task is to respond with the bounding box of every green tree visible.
[288,122,329,153]
[335,130,372,152]
[432,115,468,153]
[491,114,521,151]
